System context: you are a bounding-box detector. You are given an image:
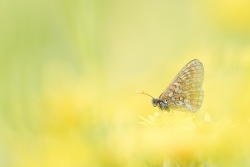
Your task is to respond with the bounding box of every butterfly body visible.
[151,59,204,112]
[152,98,170,111]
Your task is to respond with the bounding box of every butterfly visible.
[136,59,204,112]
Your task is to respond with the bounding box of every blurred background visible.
[1,0,250,166]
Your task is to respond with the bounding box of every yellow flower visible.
[194,112,236,133]
[139,110,196,130]
[138,112,234,167]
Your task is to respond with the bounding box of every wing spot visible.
[192,104,198,110]
[185,103,193,110]
[184,99,189,103]
[176,101,184,105]
[178,89,183,93]
[174,82,180,86]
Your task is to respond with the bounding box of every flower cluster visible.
[139,111,233,167]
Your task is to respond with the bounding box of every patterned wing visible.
[159,59,204,112]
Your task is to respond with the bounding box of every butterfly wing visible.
[159,59,204,112]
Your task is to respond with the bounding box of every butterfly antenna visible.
[135,90,154,99]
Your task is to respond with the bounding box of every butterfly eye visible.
[151,98,158,107]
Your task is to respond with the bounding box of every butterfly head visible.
[151,98,159,107]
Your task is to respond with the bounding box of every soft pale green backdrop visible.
[1,0,250,166]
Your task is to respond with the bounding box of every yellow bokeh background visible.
[1,0,250,166]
